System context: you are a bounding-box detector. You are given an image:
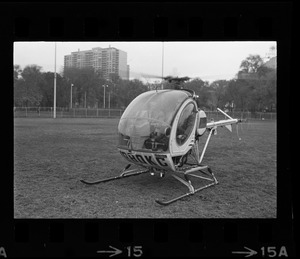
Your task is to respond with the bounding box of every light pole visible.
[70,83,73,109]
[102,84,108,108]
[108,91,111,109]
[111,83,115,108]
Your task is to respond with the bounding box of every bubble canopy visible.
[118,90,191,152]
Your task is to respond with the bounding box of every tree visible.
[14,65,43,107]
[184,78,210,109]
[115,79,148,108]
[63,67,106,108]
[35,72,70,108]
[14,65,22,83]
[239,54,264,74]
[226,79,252,111]
[264,69,276,111]
[209,80,229,109]
[109,73,121,84]
[56,74,70,107]
[39,72,54,107]
[14,65,23,106]
[14,78,25,107]
[233,54,277,112]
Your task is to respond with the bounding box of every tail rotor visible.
[236,114,253,141]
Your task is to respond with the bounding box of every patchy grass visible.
[14,118,276,218]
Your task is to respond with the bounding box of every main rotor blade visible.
[127,69,240,82]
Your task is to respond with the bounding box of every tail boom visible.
[206,118,238,130]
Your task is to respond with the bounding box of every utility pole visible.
[102,85,108,108]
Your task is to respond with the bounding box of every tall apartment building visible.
[64,46,129,80]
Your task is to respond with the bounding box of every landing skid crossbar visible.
[80,164,149,185]
[155,165,218,205]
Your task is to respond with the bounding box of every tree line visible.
[14,54,276,112]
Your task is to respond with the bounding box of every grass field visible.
[14,117,276,218]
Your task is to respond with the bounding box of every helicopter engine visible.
[196,110,207,137]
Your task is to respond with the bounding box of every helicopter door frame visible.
[169,98,198,157]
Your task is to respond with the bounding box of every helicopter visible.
[80,76,242,205]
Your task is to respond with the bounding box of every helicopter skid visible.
[155,165,218,205]
[80,164,149,185]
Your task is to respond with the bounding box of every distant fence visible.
[13,107,124,118]
[13,107,277,120]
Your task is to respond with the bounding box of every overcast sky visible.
[14,41,276,82]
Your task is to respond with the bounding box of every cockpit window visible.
[176,103,197,145]
[118,90,189,152]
